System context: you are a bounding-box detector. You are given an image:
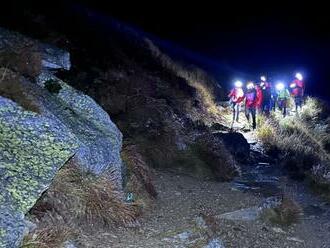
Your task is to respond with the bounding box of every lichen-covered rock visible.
[0,70,124,246]
[37,72,123,182]
[40,44,71,70]
[0,28,124,247]
[0,96,79,247]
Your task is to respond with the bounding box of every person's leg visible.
[283,100,287,117]
[245,106,250,123]
[278,99,282,111]
[232,103,236,123]
[296,96,303,115]
[235,104,240,122]
[294,97,299,115]
[251,107,257,129]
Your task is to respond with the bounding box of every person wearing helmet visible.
[245,82,257,130]
[228,81,245,126]
[290,73,305,115]
[260,76,272,116]
[276,82,290,117]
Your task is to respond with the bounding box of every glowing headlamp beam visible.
[276,82,285,91]
[295,73,303,81]
[234,80,243,88]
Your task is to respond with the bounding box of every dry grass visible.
[0,68,40,113]
[261,196,303,227]
[31,159,141,230]
[21,215,76,248]
[146,39,224,124]
[257,98,329,162]
[0,42,42,78]
[121,143,157,208]
[301,97,322,121]
[194,134,240,181]
[257,98,330,193]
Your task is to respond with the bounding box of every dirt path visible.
[73,130,330,248]
[77,165,330,248]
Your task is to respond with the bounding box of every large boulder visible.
[36,71,123,181]
[215,132,250,162]
[0,28,123,247]
[0,96,79,247]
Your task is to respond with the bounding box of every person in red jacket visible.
[290,73,305,115]
[255,83,263,113]
[228,80,244,125]
[245,82,257,130]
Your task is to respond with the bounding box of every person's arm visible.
[228,89,234,98]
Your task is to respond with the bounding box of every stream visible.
[231,132,330,219]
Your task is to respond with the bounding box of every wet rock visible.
[287,237,304,243]
[174,231,192,242]
[215,132,250,162]
[195,216,207,229]
[272,227,286,234]
[62,240,78,248]
[218,207,259,221]
[203,238,225,248]
[218,197,282,222]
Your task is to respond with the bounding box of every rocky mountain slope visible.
[0,6,329,247]
[0,28,124,247]
[0,19,240,247]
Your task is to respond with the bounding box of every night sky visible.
[1,1,330,99]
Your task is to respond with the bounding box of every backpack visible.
[246,89,256,102]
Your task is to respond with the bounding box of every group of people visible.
[228,73,305,130]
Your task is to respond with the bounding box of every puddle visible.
[232,163,283,197]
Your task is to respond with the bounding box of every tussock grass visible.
[21,215,76,248]
[261,196,303,227]
[0,68,40,113]
[257,101,329,162]
[31,160,141,230]
[146,39,224,123]
[0,42,42,78]
[135,132,239,181]
[122,143,157,208]
[257,97,330,193]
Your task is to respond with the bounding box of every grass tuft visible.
[122,143,157,208]
[30,159,141,230]
[0,68,40,113]
[261,196,303,227]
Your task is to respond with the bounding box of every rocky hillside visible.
[1,6,330,247]
[0,20,241,247]
[0,28,126,247]
[61,14,240,180]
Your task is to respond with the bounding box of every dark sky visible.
[1,1,330,99]
[80,1,330,98]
